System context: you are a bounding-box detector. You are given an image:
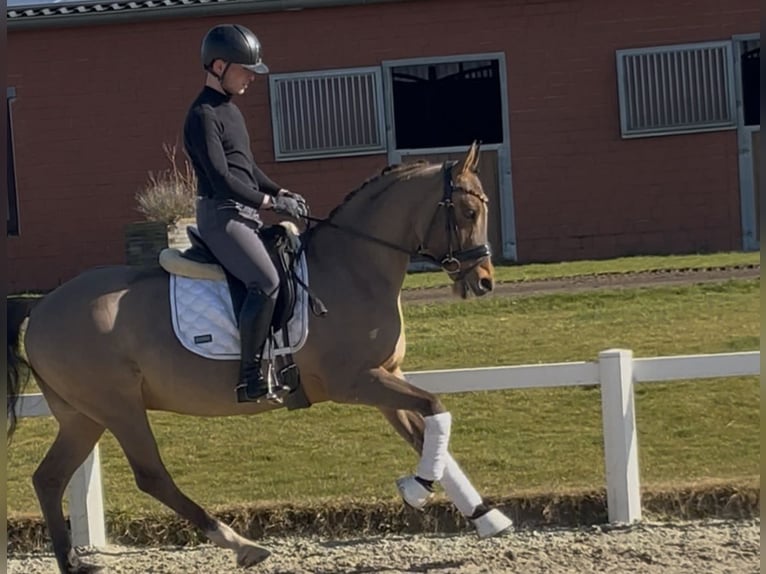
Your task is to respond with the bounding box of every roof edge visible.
[8,0,412,30]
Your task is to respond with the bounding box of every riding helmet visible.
[201,24,269,74]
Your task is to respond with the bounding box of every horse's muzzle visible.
[452,258,494,299]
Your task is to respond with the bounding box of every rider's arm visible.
[187,107,268,208]
[252,163,281,197]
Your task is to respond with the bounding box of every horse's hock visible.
[125,218,195,267]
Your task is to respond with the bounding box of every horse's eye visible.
[465,209,477,220]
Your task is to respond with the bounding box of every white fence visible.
[12,348,759,548]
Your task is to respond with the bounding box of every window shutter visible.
[616,41,736,138]
[269,68,386,160]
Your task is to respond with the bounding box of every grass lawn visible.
[6,277,759,519]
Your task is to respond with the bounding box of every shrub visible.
[136,142,197,225]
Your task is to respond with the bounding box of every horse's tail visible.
[7,295,42,441]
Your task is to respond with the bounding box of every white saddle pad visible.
[169,255,309,361]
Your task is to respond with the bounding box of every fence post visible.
[66,445,107,547]
[598,348,642,524]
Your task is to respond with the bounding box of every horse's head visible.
[419,141,495,299]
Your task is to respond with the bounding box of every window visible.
[616,40,737,138]
[390,59,503,149]
[269,67,386,161]
[740,42,759,126]
[7,87,19,236]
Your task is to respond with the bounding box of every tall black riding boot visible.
[236,288,276,403]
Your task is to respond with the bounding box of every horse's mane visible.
[323,160,431,222]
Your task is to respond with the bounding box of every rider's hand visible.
[272,195,308,219]
[278,188,308,207]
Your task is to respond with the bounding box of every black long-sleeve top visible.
[183,86,280,208]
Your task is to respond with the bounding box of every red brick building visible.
[7,0,760,292]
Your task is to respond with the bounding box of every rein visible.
[301,215,413,256]
[300,161,491,276]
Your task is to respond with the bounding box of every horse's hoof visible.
[396,475,433,510]
[236,543,271,568]
[472,508,513,538]
[65,552,104,573]
[75,564,104,574]
[65,562,104,573]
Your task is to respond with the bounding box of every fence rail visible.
[12,348,759,548]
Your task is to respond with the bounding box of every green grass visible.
[402,251,760,290]
[6,279,760,519]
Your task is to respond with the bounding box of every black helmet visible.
[201,24,269,74]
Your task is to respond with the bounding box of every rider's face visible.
[222,64,257,95]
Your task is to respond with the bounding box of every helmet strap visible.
[207,62,234,96]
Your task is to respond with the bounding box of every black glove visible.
[279,189,308,207]
[272,195,308,219]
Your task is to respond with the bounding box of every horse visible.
[7,142,513,574]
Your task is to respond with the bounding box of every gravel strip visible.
[8,518,759,573]
[401,266,761,303]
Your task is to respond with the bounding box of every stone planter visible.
[125,217,195,268]
[167,217,196,252]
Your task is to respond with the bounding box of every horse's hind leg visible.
[103,406,271,568]
[380,404,513,538]
[32,394,106,574]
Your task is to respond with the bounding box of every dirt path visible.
[7,518,759,573]
[401,265,760,303]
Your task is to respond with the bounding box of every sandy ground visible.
[7,518,759,573]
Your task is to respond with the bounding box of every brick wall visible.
[7,0,759,291]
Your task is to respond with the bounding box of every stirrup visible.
[236,381,268,402]
[236,363,288,405]
[236,383,286,405]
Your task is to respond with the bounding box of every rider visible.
[183,23,308,403]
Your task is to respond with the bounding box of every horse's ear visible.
[460,140,481,174]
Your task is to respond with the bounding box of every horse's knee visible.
[409,394,446,418]
[426,396,448,416]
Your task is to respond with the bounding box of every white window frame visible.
[733,33,760,251]
[7,86,19,237]
[382,52,517,262]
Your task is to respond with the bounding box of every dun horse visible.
[7,143,513,573]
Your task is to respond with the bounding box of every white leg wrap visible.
[441,454,514,537]
[440,453,483,516]
[416,412,452,481]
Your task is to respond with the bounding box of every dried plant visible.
[136,142,197,225]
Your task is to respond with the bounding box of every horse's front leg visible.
[379,406,513,539]
[331,366,454,507]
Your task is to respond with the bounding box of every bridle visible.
[302,161,491,277]
[418,160,491,278]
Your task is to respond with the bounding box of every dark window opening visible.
[741,46,760,126]
[391,59,503,149]
[7,89,19,237]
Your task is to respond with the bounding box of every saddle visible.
[158,221,326,410]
